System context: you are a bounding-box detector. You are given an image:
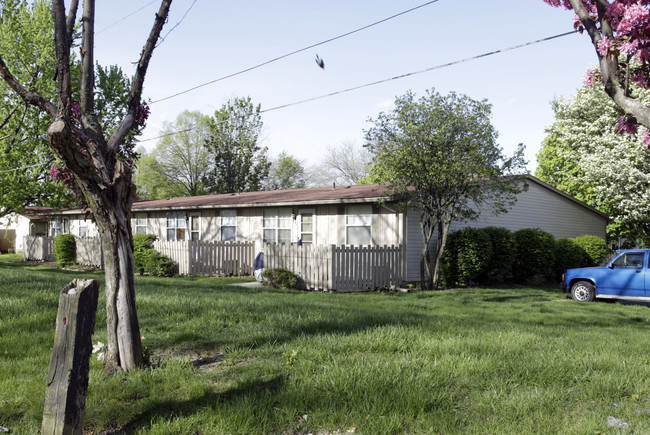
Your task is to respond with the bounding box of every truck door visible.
[598,251,646,297]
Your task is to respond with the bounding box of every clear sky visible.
[91,0,596,173]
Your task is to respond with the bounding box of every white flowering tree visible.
[536,77,650,243]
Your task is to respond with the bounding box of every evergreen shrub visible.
[53,234,76,267]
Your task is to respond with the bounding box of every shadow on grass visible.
[121,375,284,433]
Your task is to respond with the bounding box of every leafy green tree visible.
[203,97,270,194]
[536,77,650,244]
[365,88,526,289]
[0,0,172,372]
[266,151,306,190]
[134,110,211,199]
[0,1,136,216]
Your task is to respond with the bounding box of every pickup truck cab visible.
[561,249,650,302]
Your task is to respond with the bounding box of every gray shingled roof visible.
[132,184,393,211]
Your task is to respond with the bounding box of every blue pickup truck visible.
[562,249,650,303]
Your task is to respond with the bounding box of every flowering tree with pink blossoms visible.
[544,0,650,142]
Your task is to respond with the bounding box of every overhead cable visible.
[150,0,441,104]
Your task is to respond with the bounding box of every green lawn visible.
[1,254,649,434]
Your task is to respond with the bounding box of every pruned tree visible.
[365,89,526,289]
[543,0,650,136]
[203,96,270,194]
[0,0,172,372]
[134,110,211,199]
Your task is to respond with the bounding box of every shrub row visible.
[133,234,176,277]
[440,227,608,286]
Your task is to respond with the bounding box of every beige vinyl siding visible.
[405,179,608,282]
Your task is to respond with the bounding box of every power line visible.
[150,0,441,104]
[96,0,159,34]
[156,0,199,48]
[260,30,578,114]
[138,30,578,144]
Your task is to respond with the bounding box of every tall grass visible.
[1,255,649,434]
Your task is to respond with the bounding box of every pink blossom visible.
[615,116,639,134]
[71,102,81,119]
[598,36,612,56]
[50,165,58,182]
[642,130,650,148]
[584,68,597,88]
[620,40,639,55]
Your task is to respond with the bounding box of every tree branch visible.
[51,0,72,119]
[66,0,79,47]
[80,0,103,140]
[108,0,172,152]
[0,56,57,117]
[569,0,650,129]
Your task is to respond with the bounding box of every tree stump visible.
[42,279,99,435]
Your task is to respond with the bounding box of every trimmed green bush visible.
[262,268,299,289]
[53,234,76,267]
[133,234,176,277]
[441,227,492,287]
[513,228,555,283]
[552,238,588,282]
[480,227,516,284]
[133,234,158,275]
[574,234,609,266]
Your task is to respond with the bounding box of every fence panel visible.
[332,244,403,292]
[75,238,103,267]
[154,240,254,277]
[23,236,53,261]
[263,243,333,291]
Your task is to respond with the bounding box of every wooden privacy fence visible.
[23,236,54,261]
[153,240,255,276]
[263,243,404,292]
[75,237,103,267]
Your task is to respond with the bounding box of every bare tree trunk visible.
[431,219,451,289]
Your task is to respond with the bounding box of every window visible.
[50,217,69,237]
[189,212,201,241]
[221,210,236,242]
[78,218,87,238]
[135,213,147,235]
[166,211,186,241]
[31,222,47,237]
[346,205,372,246]
[612,252,644,269]
[263,208,292,244]
[299,210,314,244]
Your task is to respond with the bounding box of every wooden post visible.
[42,279,99,435]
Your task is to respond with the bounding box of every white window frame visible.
[78,218,88,238]
[345,204,372,246]
[220,210,237,242]
[263,208,292,245]
[135,213,147,235]
[299,208,315,245]
[166,211,187,241]
[50,217,69,237]
[189,212,201,241]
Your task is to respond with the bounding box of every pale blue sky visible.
[92,0,595,173]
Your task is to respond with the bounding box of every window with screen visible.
[346,205,372,246]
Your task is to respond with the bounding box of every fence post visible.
[42,279,99,435]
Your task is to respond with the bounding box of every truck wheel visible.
[571,281,595,302]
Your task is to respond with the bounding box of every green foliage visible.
[52,234,76,267]
[480,226,517,284]
[133,233,175,277]
[203,97,270,194]
[134,111,212,199]
[574,234,609,266]
[144,251,176,277]
[133,234,157,275]
[364,88,526,289]
[266,151,306,190]
[441,228,492,286]
[513,229,555,282]
[552,238,589,282]
[262,268,299,289]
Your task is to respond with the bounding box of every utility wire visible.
[138,30,578,144]
[96,0,158,34]
[150,0,441,104]
[260,30,578,113]
[156,0,199,48]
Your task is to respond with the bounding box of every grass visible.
[1,254,649,434]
